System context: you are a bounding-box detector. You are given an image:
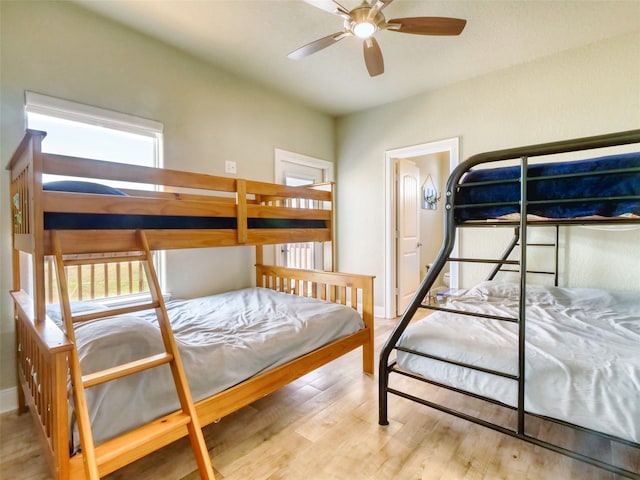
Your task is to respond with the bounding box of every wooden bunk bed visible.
[379,129,640,479]
[7,129,374,479]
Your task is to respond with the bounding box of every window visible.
[25,92,165,303]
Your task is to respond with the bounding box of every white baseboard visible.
[0,387,18,414]
[374,305,386,319]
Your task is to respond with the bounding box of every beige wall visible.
[0,1,335,393]
[336,31,640,311]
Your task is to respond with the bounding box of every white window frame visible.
[25,92,166,294]
[25,91,163,146]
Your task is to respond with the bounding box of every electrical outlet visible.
[225,160,237,174]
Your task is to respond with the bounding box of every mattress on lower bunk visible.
[455,152,640,222]
[395,281,640,443]
[46,287,364,447]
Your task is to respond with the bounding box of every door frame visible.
[275,149,334,184]
[384,138,460,319]
[274,149,334,269]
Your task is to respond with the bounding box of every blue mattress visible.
[42,181,327,230]
[455,152,640,222]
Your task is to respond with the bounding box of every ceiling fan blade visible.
[369,0,395,18]
[288,31,349,60]
[363,37,384,77]
[303,0,350,16]
[386,17,467,36]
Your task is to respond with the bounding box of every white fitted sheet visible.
[51,287,364,447]
[396,281,640,443]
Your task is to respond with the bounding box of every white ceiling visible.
[74,0,640,117]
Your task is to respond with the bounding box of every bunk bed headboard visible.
[7,130,48,320]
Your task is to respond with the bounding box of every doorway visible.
[384,138,460,319]
[274,149,334,270]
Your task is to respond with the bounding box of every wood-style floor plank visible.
[0,318,636,479]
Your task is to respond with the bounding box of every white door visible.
[396,159,421,314]
[275,150,332,270]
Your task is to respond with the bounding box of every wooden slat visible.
[71,301,160,323]
[82,353,173,388]
[237,179,247,244]
[246,180,332,201]
[246,204,331,219]
[42,229,331,255]
[43,229,238,254]
[43,191,237,217]
[245,228,331,245]
[62,254,146,266]
[43,153,236,193]
[69,413,192,478]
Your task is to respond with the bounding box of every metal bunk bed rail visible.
[378,129,640,479]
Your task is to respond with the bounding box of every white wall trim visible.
[274,148,334,183]
[25,91,163,136]
[384,138,460,319]
[0,387,17,414]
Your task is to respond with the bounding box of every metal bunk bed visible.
[379,129,640,479]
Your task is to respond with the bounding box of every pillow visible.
[44,180,126,196]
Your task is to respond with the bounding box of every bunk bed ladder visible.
[51,230,215,480]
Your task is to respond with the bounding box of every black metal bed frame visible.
[378,129,640,479]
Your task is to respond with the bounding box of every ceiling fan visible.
[288,0,467,77]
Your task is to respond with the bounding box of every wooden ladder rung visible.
[82,352,173,388]
[62,254,147,267]
[72,301,161,323]
[93,412,192,475]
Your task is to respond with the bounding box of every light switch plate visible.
[225,160,237,174]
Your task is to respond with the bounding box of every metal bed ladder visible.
[486,225,559,285]
[51,230,215,480]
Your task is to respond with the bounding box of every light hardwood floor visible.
[1,318,637,479]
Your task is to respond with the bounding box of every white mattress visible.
[396,281,640,443]
[49,287,364,446]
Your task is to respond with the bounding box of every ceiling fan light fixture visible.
[291,0,468,78]
[353,21,376,38]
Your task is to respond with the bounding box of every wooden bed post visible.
[236,179,247,244]
[7,130,48,413]
[30,131,46,323]
[361,275,375,374]
[255,245,264,286]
